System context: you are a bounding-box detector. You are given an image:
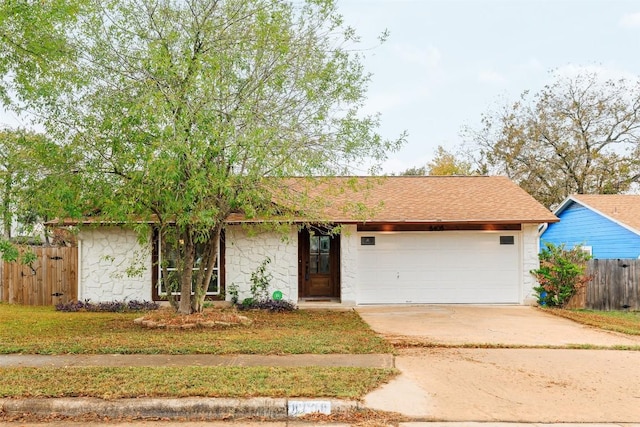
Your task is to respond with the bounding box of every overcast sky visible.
[2,0,640,174]
[338,0,640,173]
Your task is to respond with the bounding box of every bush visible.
[231,257,297,312]
[237,298,297,312]
[531,242,592,307]
[56,299,160,312]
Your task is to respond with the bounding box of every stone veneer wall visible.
[339,224,357,305]
[78,227,151,302]
[225,225,298,302]
[522,223,541,305]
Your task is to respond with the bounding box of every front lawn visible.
[547,309,640,335]
[0,366,396,399]
[0,304,392,355]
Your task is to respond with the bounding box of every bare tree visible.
[469,71,640,208]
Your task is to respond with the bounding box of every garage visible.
[356,231,521,304]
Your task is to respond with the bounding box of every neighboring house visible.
[61,176,557,306]
[541,194,640,259]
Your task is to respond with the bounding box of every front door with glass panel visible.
[298,228,340,298]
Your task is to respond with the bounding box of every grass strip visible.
[0,304,392,355]
[392,341,640,350]
[0,366,397,399]
[544,308,640,335]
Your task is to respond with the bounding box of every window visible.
[157,239,220,296]
[577,245,592,256]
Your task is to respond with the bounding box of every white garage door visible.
[357,231,520,304]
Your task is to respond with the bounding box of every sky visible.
[336,0,640,173]
[2,0,640,174]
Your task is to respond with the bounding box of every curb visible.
[0,397,362,420]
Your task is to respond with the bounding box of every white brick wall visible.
[78,227,151,302]
[225,225,298,302]
[522,223,541,305]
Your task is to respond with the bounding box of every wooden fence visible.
[1,246,78,306]
[565,259,640,310]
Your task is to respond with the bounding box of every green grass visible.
[0,366,397,399]
[546,308,640,335]
[0,304,393,355]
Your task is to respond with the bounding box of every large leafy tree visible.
[469,72,640,208]
[0,129,71,238]
[0,129,35,239]
[0,0,402,313]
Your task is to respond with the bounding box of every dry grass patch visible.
[0,304,392,355]
[0,408,406,425]
[0,366,397,399]
[546,308,640,335]
[302,408,408,426]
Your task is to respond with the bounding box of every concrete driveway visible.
[357,305,640,422]
[356,304,640,346]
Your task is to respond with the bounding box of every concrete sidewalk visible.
[0,353,394,368]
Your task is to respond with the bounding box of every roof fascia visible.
[540,195,578,235]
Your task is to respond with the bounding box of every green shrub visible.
[234,257,296,312]
[531,242,592,307]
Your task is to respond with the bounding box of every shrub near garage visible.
[531,242,592,307]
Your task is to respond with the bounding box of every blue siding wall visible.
[541,202,640,259]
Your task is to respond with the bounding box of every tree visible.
[468,72,640,208]
[397,165,427,176]
[426,145,474,176]
[0,129,54,239]
[0,0,403,314]
[397,145,475,176]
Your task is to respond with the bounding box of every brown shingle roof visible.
[229,176,558,224]
[51,176,557,226]
[570,194,640,233]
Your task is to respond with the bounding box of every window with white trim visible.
[157,240,220,296]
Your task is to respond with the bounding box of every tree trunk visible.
[192,225,222,313]
[178,229,195,314]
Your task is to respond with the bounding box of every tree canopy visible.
[468,71,640,208]
[397,145,475,176]
[0,0,403,313]
[426,145,474,176]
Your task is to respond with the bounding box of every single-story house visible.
[541,194,640,259]
[69,176,558,306]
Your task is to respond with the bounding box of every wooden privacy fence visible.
[1,246,78,306]
[568,259,640,310]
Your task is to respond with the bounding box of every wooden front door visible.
[298,228,340,299]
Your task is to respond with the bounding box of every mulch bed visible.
[134,308,252,329]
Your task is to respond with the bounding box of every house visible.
[67,176,558,306]
[541,194,640,259]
